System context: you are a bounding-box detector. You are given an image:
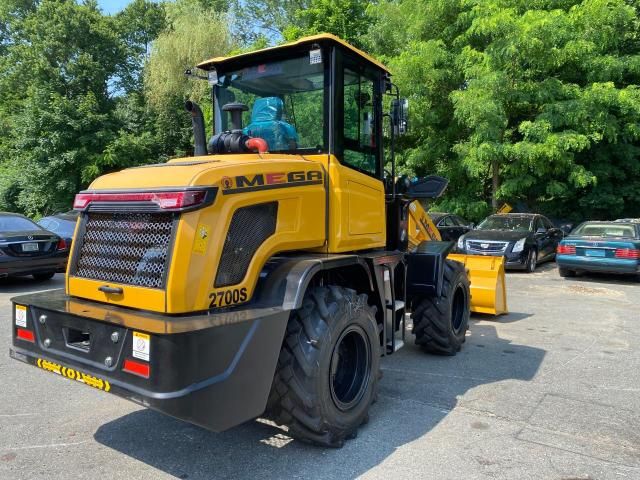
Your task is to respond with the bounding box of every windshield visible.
[477,216,532,232]
[214,55,325,153]
[572,223,637,238]
[0,215,42,232]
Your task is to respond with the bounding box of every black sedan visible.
[429,212,473,241]
[0,212,69,280]
[457,213,564,272]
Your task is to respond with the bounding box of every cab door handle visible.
[98,285,123,295]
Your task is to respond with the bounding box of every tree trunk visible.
[491,159,499,210]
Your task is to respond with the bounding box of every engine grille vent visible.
[215,202,278,288]
[74,212,174,289]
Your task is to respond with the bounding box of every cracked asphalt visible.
[1,263,639,479]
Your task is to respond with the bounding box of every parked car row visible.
[430,212,639,280]
[0,211,77,281]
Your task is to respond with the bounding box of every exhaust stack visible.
[185,100,207,156]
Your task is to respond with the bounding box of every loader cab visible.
[198,34,390,252]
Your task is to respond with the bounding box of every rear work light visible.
[123,358,150,378]
[73,189,215,212]
[614,248,640,259]
[557,244,576,255]
[16,328,35,343]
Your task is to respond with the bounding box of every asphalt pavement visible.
[0,265,639,479]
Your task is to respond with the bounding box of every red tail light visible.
[16,328,35,343]
[56,238,67,250]
[123,358,150,378]
[73,190,212,211]
[614,248,640,259]
[557,244,576,255]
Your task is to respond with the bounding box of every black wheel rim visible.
[329,325,371,411]
[451,285,466,333]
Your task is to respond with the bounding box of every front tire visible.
[411,259,470,355]
[526,249,537,273]
[267,286,380,447]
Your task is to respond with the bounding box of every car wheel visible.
[33,272,55,281]
[558,267,575,278]
[526,249,537,273]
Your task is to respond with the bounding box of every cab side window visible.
[342,68,377,175]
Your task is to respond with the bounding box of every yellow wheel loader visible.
[10,34,500,448]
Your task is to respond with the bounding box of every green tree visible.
[144,0,236,157]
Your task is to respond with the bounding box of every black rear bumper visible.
[0,255,67,277]
[10,290,288,432]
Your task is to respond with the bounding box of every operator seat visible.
[243,97,298,151]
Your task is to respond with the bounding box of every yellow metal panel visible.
[322,156,386,253]
[67,276,166,312]
[447,254,508,316]
[407,200,441,250]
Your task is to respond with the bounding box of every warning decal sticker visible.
[133,331,150,362]
[15,305,27,328]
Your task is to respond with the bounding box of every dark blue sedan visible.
[556,221,640,279]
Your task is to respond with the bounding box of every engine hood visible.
[88,154,326,191]
[465,229,531,242]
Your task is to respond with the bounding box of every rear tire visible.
[33,272,55,281]
[558,267,575,278]
[267,286,380,447]
[411,259,470,355]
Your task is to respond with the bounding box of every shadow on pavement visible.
[472,311,533,323]
[94,322,545,479]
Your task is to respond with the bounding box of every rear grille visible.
[467,240,508,253]
[73,212,174,289]
[215,202,278,288]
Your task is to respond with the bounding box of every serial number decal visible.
[36,358,111,392]
[209,287,248,308]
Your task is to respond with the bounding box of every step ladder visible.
[382,265,406,355]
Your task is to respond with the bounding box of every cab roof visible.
[197,33,390,74]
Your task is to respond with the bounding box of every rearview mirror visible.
[391,98,409,136]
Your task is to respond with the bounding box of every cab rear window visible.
[573,223,637,238]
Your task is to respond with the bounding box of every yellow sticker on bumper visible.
[36,358,111,392]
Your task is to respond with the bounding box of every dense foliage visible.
[0,0,638,221]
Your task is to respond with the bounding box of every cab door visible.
[326,59,386,253]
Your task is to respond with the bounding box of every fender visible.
[406,240,454,301]
[253,253,375,310]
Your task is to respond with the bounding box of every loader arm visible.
[407,201,508,316]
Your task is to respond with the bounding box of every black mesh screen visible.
[215,202,278,288]
[74,212,174,289]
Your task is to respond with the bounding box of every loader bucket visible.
[447,254,508,316]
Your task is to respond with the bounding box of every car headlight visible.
[457,236,465,250]
[512,237,527,253]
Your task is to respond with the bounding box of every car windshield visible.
[214,55,325,153]
[0,215,41,231]
[477,216,532,232]
[572,223,637,238]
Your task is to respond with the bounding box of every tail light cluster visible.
[56,238,67,251]
[73,189,213,212]
[615,248,640,259]
[557,244,576,255]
